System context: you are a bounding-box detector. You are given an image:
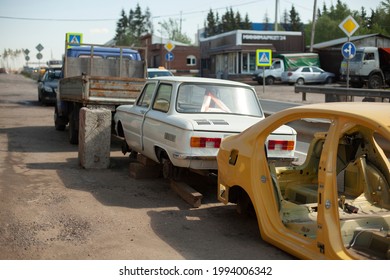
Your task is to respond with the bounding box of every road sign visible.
[256,49,272,67]
[66,33,83,48]
[36,53,43,60]
[339,15,359,37]
[341,42,356,59]
[36,44,44,52]
[165,52,174,61]
[164,41,175,52]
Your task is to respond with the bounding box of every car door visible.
[141,83,173,161]
[310,67,323,83]
[125,82,156,152]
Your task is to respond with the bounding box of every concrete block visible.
[79,107,111,169]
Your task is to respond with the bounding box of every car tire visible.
[295,78,304,85]
[325,77,333,84]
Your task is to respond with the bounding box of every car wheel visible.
[295,78,304,85]
[325,77,333,84]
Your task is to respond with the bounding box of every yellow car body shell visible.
[217,103,390,260]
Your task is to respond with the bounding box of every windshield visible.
[349,51,363,62]
[176,83,263,117]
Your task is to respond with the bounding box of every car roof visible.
[279,102,390,131]
[147,68,171,71]
[148,76,254,87]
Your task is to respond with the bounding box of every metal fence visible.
[295,85,390,102]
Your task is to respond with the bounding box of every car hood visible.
[43,80,59,88]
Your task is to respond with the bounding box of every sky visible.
[0,0,384,69]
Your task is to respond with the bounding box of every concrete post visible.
[78,107,111,169]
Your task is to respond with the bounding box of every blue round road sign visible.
[341,42,356,59]
[165,52,174,61]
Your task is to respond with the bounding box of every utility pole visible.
[274,0,279,31]
[310,0,318,52]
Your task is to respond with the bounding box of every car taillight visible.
[287,72,293,76]
[268,140,295,150]
[190,137,221,148]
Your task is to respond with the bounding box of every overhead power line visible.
[0,15,115,22]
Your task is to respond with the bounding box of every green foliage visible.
[158,18,192,44]
[114,4,152,47]
[306,0,390,45]
[204,7,251,37]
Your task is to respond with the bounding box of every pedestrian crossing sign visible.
[256,49,272,67]
[66,33,83,48]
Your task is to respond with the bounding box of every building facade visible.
[141,34,200,76]
[199,30,305,79]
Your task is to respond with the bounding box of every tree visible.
[114,4,152,46]
[204,7,251,37]
[205,9,218,36]
[159,18,192,44]
[1,48,23,71]
[289,5,303,31]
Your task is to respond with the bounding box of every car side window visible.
[137,83,156,108]
[152,84,172,112]
[312,67,322,73]
[302,67,311,72]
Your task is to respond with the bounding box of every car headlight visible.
[43,86,53,92]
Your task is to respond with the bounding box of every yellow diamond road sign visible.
[339,15,359,37]
[164,41,175,52]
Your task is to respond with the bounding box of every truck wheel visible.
[265,76,274,85]
[368,74,383,89]
[68,110,79,145]
[54,106,66,131]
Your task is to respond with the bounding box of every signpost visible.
[256,49,272,93]
[164,41,175,69]
[36,44,44,66]
[66,33,83,48]
[339,16,359,90]
[165,52,174,62]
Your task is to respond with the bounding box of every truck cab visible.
[252,59,283,85]
[340,47,390,89]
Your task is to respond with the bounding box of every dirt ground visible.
[0,73,295,260]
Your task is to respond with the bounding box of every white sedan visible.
[114,76,296,178]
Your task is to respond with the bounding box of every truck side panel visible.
[59,76,145,105]
[65,57,144,78]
